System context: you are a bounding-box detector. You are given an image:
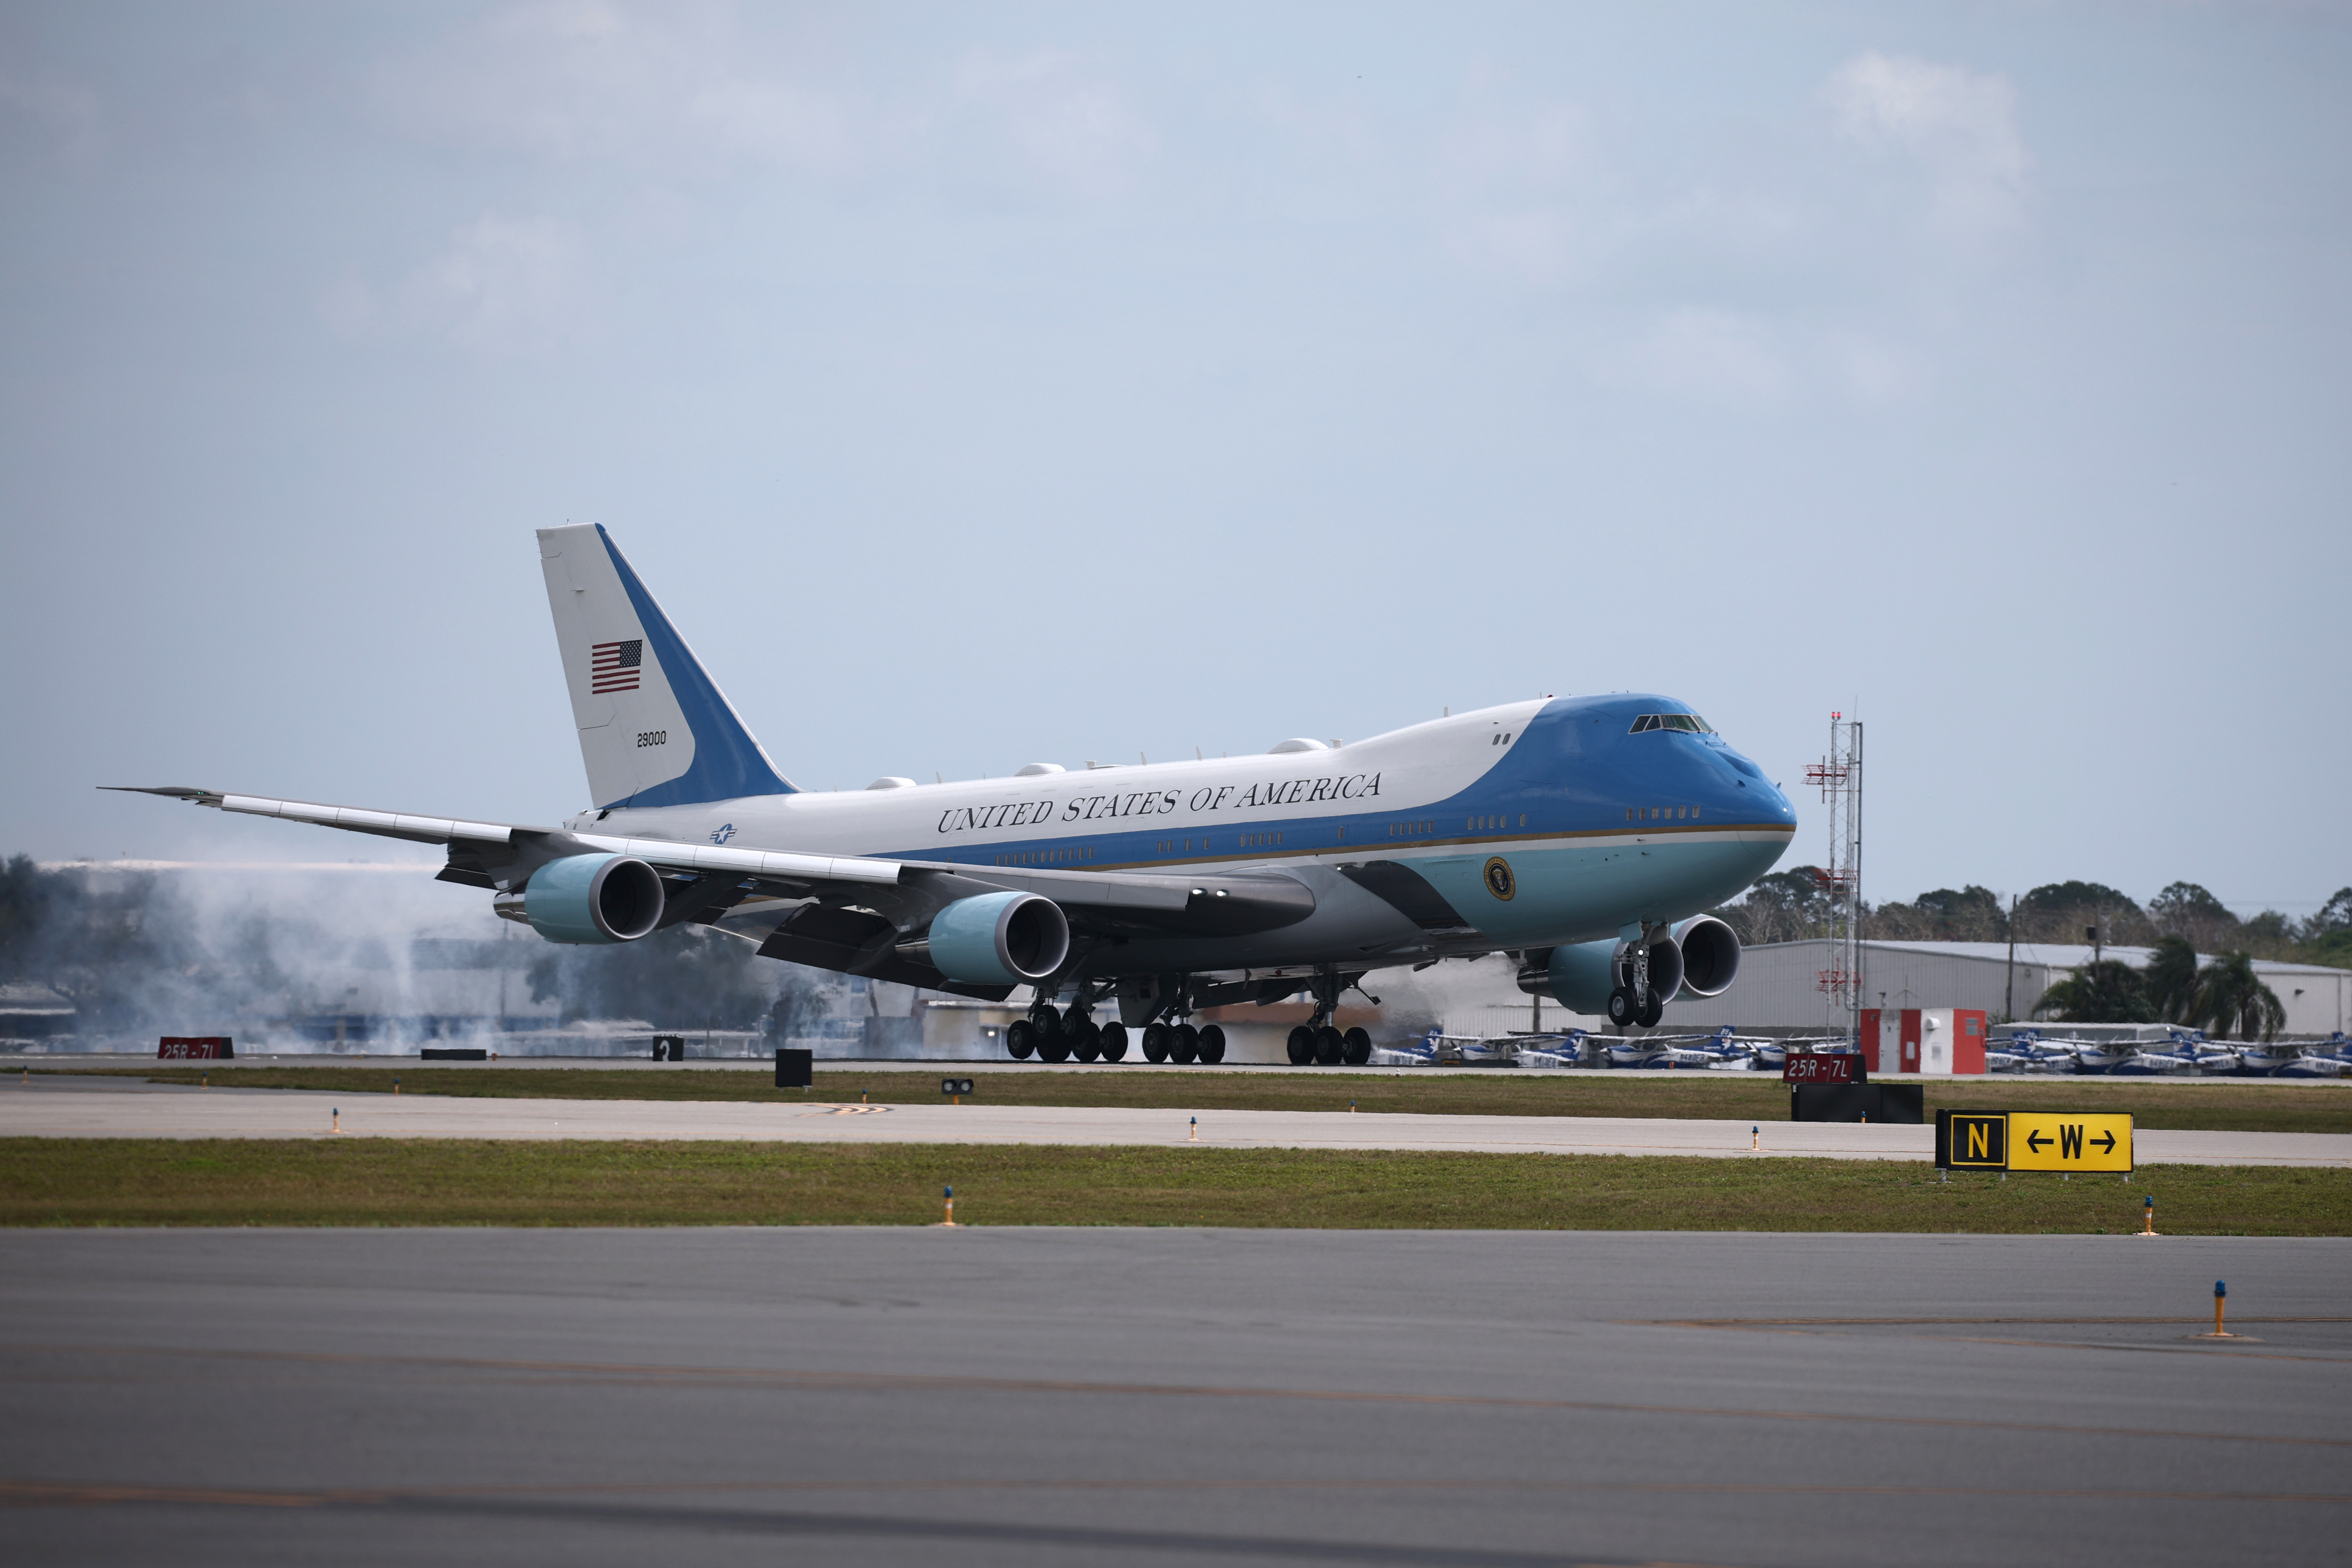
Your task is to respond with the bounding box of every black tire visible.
[1341,1026,1372,1065]
[1286,1025,1316,1065]
[1035,1011,1071,1063]
[1098,1022,1130,1061]
[1071,1021,1102,1062]
[1637,991,1664,1029]
[1141,1022,1171,1063]
[1314,1026,1344,1065]
[1606,987,1637,1028]
[1005,1019,1035,1060]
[1171,1024,1200,1064]
[1196,1025,1226,1064]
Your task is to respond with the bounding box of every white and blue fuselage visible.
[568,693,1796,981]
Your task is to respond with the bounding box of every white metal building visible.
[1656,940,2352,1037]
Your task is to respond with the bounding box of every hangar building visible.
[1656,939,2352,1037]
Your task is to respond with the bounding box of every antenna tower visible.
[1804,712,1864,1034]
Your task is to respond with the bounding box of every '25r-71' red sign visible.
[1782,1053,1855,1085]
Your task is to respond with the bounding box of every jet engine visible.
[1669,914,1741,997]
[1517,915,1741,1012]
[515,853,666,944]
[897,890,1069,986]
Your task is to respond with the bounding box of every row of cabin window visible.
[994,846,1096,866]
[1467,814,1529,831]
[1156,835,1258,853]
[1627,805,1701,822]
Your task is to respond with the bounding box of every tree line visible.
[1710,872,2349,1039]
[1715,870,2352,968]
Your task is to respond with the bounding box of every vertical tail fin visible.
[537,525,795,809]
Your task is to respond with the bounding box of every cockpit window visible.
[1629,713,1714,734]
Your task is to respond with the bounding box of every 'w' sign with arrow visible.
[2010,1113,2133,1172]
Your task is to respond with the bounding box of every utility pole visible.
[1805,713,1865,1039]
[2003,894,2019,1022]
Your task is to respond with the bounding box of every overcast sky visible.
[3,2,2345,916]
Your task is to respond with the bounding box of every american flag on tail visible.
[591,639,642,693]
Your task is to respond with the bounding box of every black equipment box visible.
[775,1047,813,1088]
[1792,1083,1924,1124]
[420,1047,487,1061]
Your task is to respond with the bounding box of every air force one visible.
[113,525,1797,1065]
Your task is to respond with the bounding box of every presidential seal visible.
[1483,856,1515,901]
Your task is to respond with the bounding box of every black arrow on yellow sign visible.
[2093,1130,2117,1154]
[2027,1128,2052,1153]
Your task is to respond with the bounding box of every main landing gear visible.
[1605,927,1666,1031]
[1283,969,1372,1066]
[1006,995,1220,1065]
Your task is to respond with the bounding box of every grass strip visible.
[3,1139,2348,1233]
[49,1067,2352,1134]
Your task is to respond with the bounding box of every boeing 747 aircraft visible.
[113,525,1798,1064]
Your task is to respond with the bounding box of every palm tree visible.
[2033,960,2153,1024]
[2188,951,2285,1042]
[2143,935,2201,1024]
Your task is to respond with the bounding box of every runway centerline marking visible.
[5,1341,2344,1451]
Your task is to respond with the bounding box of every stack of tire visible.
[1004,1012,1227,1064]
[1286,1025,1371,1065]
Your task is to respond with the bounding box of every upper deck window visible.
[1628,713,1714,734]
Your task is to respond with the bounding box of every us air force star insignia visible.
[1483,856,1515,901]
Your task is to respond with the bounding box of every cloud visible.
[1826,51,2030,240]
[0,59,103,157]
[950,50,1155,200]
[1618,309,1791,404]
[1437,101,1602,283]
[372,1,859,176]
[321,213,588,353]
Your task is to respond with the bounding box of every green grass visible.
[47,1065,2352,1134]
[3,1139,2348,1233]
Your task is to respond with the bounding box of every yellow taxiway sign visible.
[2005,1112,2134,1172]
[1936,1110,2133,1172]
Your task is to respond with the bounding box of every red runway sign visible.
[1781,1053,1854,1085]
[158,1037,234,1060]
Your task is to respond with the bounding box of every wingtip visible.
[99,786,221,802]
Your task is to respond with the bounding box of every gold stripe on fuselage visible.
[961,820,1796,876]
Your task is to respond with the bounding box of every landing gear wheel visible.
[1314,1026,1344,1065]
[1637,992,1664,1029]
[1098,1022,1130,1062]
[1005,1019,1035,1059]
[1035,1011,1071,1064]
[1196,1025,1227,1064]
[1606,987,1637,1029]
[1341,1027,1372,1065]
[1141,1022,1171,1063]
[1286,1025,1316,1065]
[1071,1021,1102,1062]
[1171,1024,1200,1064]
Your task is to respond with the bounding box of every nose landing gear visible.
[1606,928,1668,1030]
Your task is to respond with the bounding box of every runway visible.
[1,1228,2345,1567]
[4,1081,2348,1165]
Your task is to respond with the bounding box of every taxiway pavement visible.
[2,1081,2347,1165]
[1,1228,2346,1568]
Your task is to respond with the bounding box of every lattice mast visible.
[1805,712,1864,1036]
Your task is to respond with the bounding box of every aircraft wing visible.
[102,787,1312,937]
[101,787,897,890]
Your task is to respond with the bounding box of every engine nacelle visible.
[1671,914,1741,997]
[1518,921,1741,1013]
[518,853,666,944]
[901,891,1069,986]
